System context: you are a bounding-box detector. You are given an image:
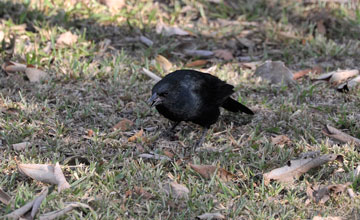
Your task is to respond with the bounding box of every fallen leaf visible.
[0,188,11,205]
[315,69,359,85]
[354,165,360,177]
[128,129,144,142]
[112,119,134,131]
[156,23,191,36]
[163,150,174,159]
[271,135,292,146]
[254,61,296,86]
[25,65,48,82]
[293,66,323,80]
[164,182,189,199]
[133,186,153,199]
[189,164,235,181]
[18,163,70,192]
[337,75,360,92]
[87,129,94,137]
[347,188,356,198]
[13,141,31,151]
[213,49,234,61]
[197,212,226,220]
[56,31,78,46]
[155,55,173,72]
[185,60,208,67]
[138,153,170,161]
[4,187,48,220]
[39,202,91,220]
[313,217,343,220]
[307,182,351,204]
[1,61,26,73]
[240,61,262,70]
[322,124,360,147]
[183,49,214,58]
[263,153,343,184]
[316,20,326,35]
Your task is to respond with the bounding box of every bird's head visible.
[147,84,171,107]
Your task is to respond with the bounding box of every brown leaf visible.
[322,124,360,147]
[271,135,292,146]
[163,150,175,159]
[54,162,71,193]
[197,212,226,220]
[164,182,189,199]
[56,31,78,46]
[293,66,323,80]
[133,186,153,199]
[315,69,359,85]
[25,65,48,82]
[0,188,11,205]
[1,61,26,73]
[39,202,91,220]
[213,49,234,61]
[4,187,48,219]
[185,60,208,67]
[263,153,343,184]
[240,61,262,70]
[155,55,173,72]
[128,129,144,142]
[189,164,235,181]
[13,141,31,151]
[113,119,134,131]
[156,23,191,36]
[307,183,351,204]
[87,129,94,137]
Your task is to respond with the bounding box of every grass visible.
[1,0,360,219]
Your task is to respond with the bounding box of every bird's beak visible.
[148,93,162,107]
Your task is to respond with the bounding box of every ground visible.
[0,0,360,219]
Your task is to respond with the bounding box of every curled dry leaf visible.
[263,153,343,184]
[25,65,48,82]
[18,163,70,192]
[197,212,226,220]
[315,69,359,85]
[128,129,144,142]
[112,118,134,131]
[1,61,26,73]
[56,31,78,46]
[155,55,173,72]
[133,186,153,199]
[13,141,31,151]
[293,66,323,80]
[322,124,360,147]
[189,164,235,181]
[39,202,91,220]
[0,188,11,205]
[164,182,189,199]
[306,182,351,204]
[271,135,291,146]
[337,75,360,92]
[185,60,208,67]
[4,187,48,220]
[183,49,214,58]
[213,49,234,61]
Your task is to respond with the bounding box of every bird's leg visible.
[162,121,180,138]
[194,127,208,150]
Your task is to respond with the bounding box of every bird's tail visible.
[222,98,254,115]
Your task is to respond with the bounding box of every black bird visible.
[148,69,254,147]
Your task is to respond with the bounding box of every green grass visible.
[1,0,360,219]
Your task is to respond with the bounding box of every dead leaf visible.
[139,35,153,47]
[315,69,359,85]
[133,186,153,199]
[18,163,70,192]
[156,23,191,36]
[322,124,360,147]
[4,187,48,220]
[56,31,78,46]
[128,129,144,142]
[271,135,292,146]
[307,183,351,204]
[39,202,91,220]
[138,153,170,161]
[254,61,296,86]
[354,165,360,177]
[313,217,343,220]
[0,188,11,205]
[185,60,208,67]
[293,66,323,80]
[163,150,174,159]
[164,182,189,199]
[337,75,360,92]
[1,61,26,73]
[13,142,31,151]
[317,20,326,35]
[25,65,48,82]
[189,164,235,181]
[263,153,343,184]
[112,119,134,131]
[240,61,262,70]
[155,55,173,72]
[87,129,94,137]
[183,49,214,58]
[213,49,234,61]
[197,212,226,220]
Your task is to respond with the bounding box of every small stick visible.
[142,67,161,82]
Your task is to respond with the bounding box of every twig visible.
[142,68,161,83]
